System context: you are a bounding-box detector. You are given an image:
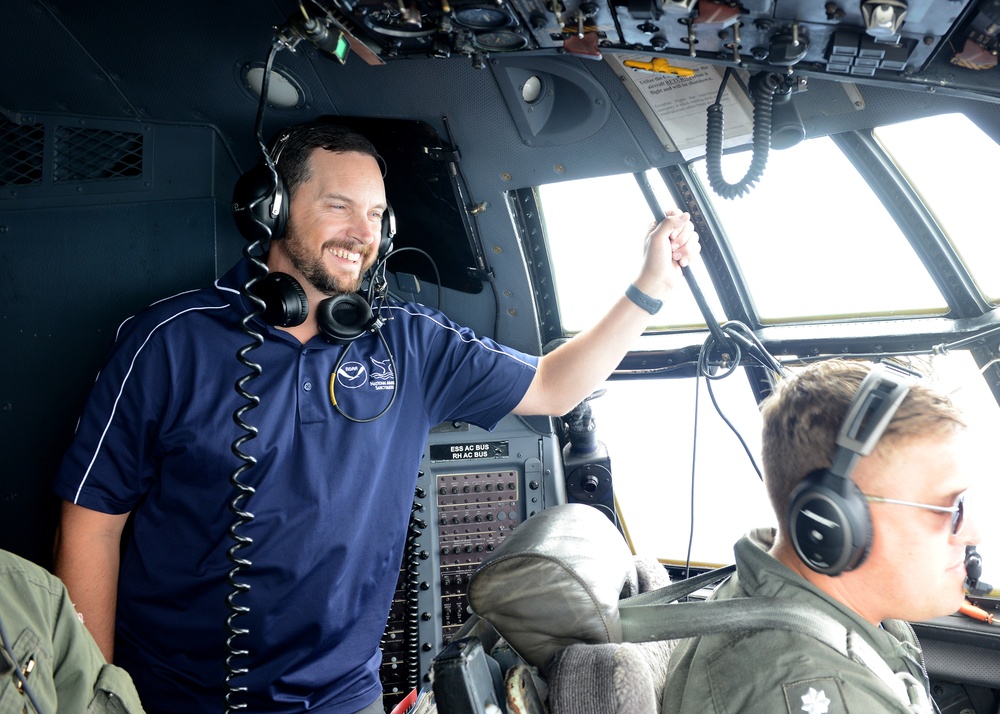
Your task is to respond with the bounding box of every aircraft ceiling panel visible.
[2,0,998,182]
[320,0,995,99]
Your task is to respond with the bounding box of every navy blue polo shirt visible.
[54,258,538,713]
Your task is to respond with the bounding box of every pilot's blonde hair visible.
[760,359,966,524]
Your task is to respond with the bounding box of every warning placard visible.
[607,55,755,159]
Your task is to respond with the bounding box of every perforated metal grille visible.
[0,120,44,187]
[53,126,143,183]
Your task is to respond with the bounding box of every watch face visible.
[452,6,512,30]
[472,30,528,51]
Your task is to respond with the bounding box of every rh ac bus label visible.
[430,441,510,461]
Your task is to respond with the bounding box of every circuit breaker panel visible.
[379,414,564,709]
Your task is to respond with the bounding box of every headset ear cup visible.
[787,469,873,576]
[378,203,396,260]
[232,162,289,242]
[250,272,308,327]
[316,293,375,345]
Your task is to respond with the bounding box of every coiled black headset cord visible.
[226,239,269,712]
[224,36,285,711]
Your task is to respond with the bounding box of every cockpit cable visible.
[632,171,785,380]
[697,339,763,482]
[635,171,780,575]
[382,246,442,313]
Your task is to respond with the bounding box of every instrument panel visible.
[297,0,998,95]
[379,416,563,710]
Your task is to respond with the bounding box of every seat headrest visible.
[467,503,638,674]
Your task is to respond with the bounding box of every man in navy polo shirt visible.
[52,124,699,713]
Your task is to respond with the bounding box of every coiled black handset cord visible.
[704,68,782,200]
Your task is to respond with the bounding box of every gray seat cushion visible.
[547,639,676,714]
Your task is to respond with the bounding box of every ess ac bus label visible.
[430,441,509,461]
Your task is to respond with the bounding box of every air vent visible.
[0,119,44,188]
[53,127,143,183]
[1,116,151,202]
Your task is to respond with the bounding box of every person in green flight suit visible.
[663,359,981,714]
[0,548,145,713]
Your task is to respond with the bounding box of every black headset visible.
[232,123,396,344]
[248,269,391,345]
[786,366,911,576]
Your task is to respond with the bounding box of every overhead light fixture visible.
[239,63,306,109]
[521,75,544,104]
[492,59,611,147]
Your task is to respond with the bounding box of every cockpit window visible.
[874,113,1000,304]
[535,122,1000,581]
[588,351,1000,579]
[537,170,720,334]
[586,369,774,567]
[689,136,948,322]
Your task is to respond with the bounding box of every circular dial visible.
[452,6,511,30]
[472,30,528,51]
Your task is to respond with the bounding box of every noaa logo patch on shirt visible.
[783,678,846,714]
[329,355,396,418]
[336,361,368,389]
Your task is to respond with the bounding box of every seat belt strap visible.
[620,596,848,647]
[846,630,932,713]
[620,564,735,609]
[618,577,932,714]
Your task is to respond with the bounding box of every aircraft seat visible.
[458,503,677,713]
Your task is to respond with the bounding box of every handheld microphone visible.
[965,545,993,596]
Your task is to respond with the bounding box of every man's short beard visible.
[282,223,373,295]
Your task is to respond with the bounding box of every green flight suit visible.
[0,550,145,713]
[662,529,932,714]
